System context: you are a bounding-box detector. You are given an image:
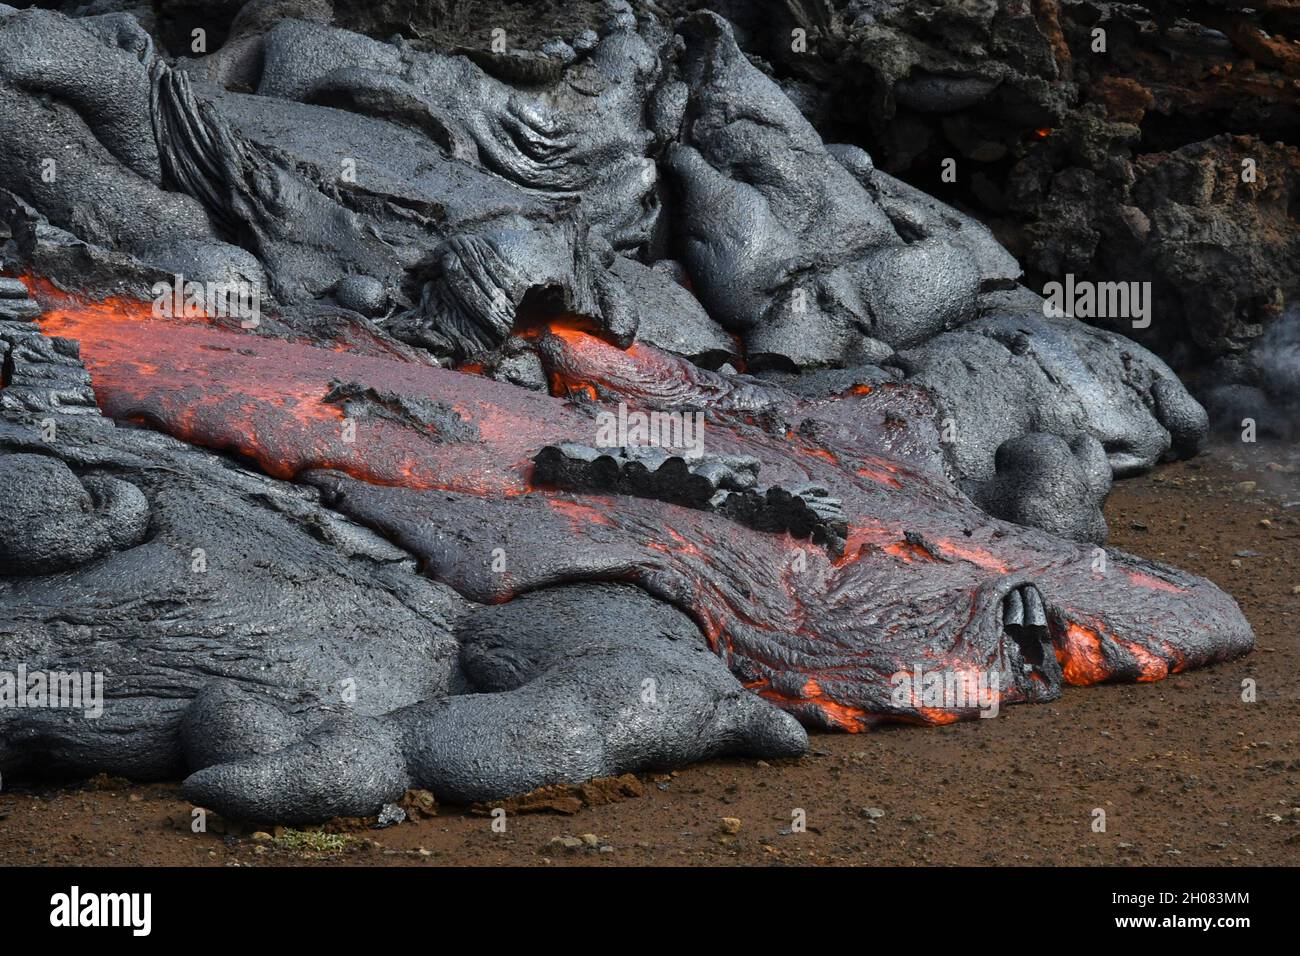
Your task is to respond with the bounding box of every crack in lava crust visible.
[25,277,1254,731]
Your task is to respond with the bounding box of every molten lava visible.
[17,275,1253,731]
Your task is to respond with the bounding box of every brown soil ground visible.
[2,442,1297,868]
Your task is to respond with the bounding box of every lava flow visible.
[21,277,1254,731]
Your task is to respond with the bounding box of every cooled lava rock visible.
[702,0,1300,394]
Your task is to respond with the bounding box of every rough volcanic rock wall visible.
[685,0,1300,401]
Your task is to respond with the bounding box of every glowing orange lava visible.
[1058,621,1110,685]
[10,275,1228,735]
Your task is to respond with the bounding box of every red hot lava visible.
[21,276,1254,731]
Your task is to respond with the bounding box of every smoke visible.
[1254,304,1300,401]
[1204,304,1300,441]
